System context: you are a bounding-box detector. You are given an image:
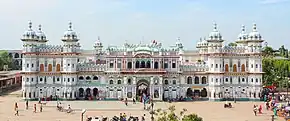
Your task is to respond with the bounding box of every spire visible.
[177,37,181,42]
[213,22,218,32]
[28,21,32,30]
[68,21,72,31]
[252,23,257,32]
[241,25,245,32]
[38,24,42,31]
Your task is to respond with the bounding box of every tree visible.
[262,46,274,57]
[0,51,12,71]
[228,43,237,47]
[154,105,203,121]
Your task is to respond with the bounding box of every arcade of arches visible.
[186,88,208,98]
[78,88,99,100]
[186,76,207,84]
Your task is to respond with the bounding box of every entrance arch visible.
[85,88,91,97]
[201,88,208,97]
[136,79,150,100]
[93,88,99,97]
[186,88,193,97]
[78,88,84,97]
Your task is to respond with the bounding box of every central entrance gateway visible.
[136,79,150,100]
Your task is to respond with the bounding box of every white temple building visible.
[21,21,264,101]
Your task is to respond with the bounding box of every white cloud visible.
[260,0,289,4]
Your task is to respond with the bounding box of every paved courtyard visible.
[0,90,282,121]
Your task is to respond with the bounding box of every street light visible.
[150,100,154,121]
[81,109,86,121]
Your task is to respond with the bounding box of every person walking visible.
[25,100,28,110]
[14,102,19,116]
[33,104,37,113]
[40,104,43,112]
[253,105,258,116]
[125,98,128,106]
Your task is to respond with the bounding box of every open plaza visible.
[0,90,280,121]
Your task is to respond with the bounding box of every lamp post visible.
[81,109,86,121]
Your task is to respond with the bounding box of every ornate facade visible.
[21,21,264,101]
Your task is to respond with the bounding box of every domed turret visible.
[237,25,248,40]
[94,36,103,54]
[248,23,262,41]
[175,37,183,49]
[21,21,37,41]
[62,21,78,41]
[208,22,223,41]
[36,25,48,42]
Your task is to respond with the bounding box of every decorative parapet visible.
[77,62,106,71]
[180,62,209,72]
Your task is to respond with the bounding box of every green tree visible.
[262,46,275,57]
[0,51,13,71]
[228,43,237,47]
[154,105,203,121]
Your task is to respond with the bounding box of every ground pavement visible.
[0,90,283,121]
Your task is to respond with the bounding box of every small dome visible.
[94,36,103,47]
[36,25,47,41]
[237,25,248,40]
[208,22,222,41]
[248,23,262,40]
[22,21,37,40]
[62,22,78,41]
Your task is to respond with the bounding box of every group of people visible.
[14,100,43,116]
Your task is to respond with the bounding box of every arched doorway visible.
[154,62,159,69]
[186,88,193,97]
[135,61,140,68]
[201,88,207,97]
[85,88,91,99]
[146,61,150,68]
[79,88,84,98]
[201,77,206,84]
[93,88,99,98]
[136,79,150,101]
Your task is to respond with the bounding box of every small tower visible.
[21,21,38,53]
[246,23,264,53]
[36,24,48,46]
[206,22,224,54]
[94,36,103,54]
[236,25,248,47]
[61,21,79,100]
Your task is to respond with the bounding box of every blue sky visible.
[0,0,289,50]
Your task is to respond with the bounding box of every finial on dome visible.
[38,24,42,31]
[68,21,72,30]
[97,36,100,41]
[28,21,32,29]
[200,37,202,42]
[177,37,181,41]
[253,23,257,31]
[241,25,245,32]
[213,22,217,31]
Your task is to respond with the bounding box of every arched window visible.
[86,76,91,80]
[93,76,98,80]
[187,77,192,84]
[241,64,245,72]
[40,64,44,72]
[164,80,169,85]
[117,80,122,84]
[172,80,176,85]
[225,64,229,72]
[14,53,19,58]
[233,64,237,72]
[127,62,132,69]
[56,64,61,72]
[109,80,114,84]
[141,61,145,68]
[146,61,151,68]
[48,64,52,72]
[154,62,159,69]
[201,77,207,84]
[79,76,84,80]
[128,79,132,85]
[194,77,199,84]
[135,61,140,68]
